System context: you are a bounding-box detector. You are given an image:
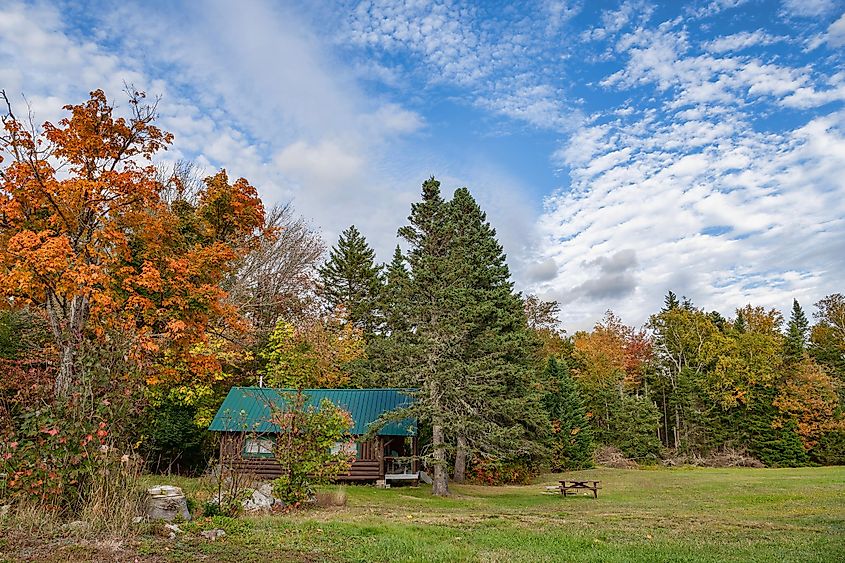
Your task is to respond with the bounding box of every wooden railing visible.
[384,456,416,475]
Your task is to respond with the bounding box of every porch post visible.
[377,436,385,477]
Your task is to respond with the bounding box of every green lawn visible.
[4,467,844,562]
[133,467,845,563]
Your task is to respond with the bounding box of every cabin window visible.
[242,438,274,458]
[330,441,358,458]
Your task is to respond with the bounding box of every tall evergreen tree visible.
[445,187,548,482]
[784,299,810,363]
[382,179,547,495]
[381,245,411,335]
[355,246,412,388]
[390,177,456,496]
[662,291,680,312]
[318,225,383,337]
[543,358,594,471]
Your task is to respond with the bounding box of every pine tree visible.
[445,187,549,482]
[543,358,594,471]
[318,225,383,337]
[662,291,680,312]
[784,299,809,363]
[392,177,456,496]
[383,179,548,495]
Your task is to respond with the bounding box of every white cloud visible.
[823,12,845,47]
[535,93,845,329]
[781,0,837,17]
[344,0,577,132]
[603,24,845,111]
[0,0,433,263]
[704,30,786,53]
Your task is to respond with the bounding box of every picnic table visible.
[559,480,601,498]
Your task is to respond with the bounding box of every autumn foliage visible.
[0,89,267,396]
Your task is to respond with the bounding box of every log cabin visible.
[208,387,419,484]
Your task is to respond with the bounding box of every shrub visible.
[810,429,845,465]
[140,399,213,475]
[466,456,536,485]
[270,392,355,505]
[1,403,130,512]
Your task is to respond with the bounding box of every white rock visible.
[144,485,192,522]
[241,487,274,513]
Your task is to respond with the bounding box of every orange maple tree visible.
[0,89,267,396]
[572,311,653,392]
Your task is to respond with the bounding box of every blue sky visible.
[2,0,844,329]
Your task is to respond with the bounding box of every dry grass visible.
[0,454,147,562]
[314,487,348,508]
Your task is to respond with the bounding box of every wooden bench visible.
[559,480,601,498]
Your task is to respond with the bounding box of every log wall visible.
[218,433,385,481]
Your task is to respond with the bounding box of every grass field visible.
[3,467,844,562]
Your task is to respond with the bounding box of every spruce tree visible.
[356,246,412,388]
[543,358,594,471]
[391,177,456,496]
[318,225,383,337]
[784,299,809,363]
[381,245,411,335]
[445,187,549,481]
[662,291,680,312]
[382,179,548,495]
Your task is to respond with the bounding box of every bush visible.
[1,402,134,512]
[810,430,845,465]
[466,456,536,485]
[269,393,355,505]
[140,400,213,475]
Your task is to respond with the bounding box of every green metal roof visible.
[208,387,417,436]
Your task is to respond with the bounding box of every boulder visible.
[144,485,192,522]
[242,486,275,513]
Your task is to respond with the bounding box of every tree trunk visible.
[431,422,449,496]
[55,343,74,398]
[48,293,88,399]
[453,435,467,483]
